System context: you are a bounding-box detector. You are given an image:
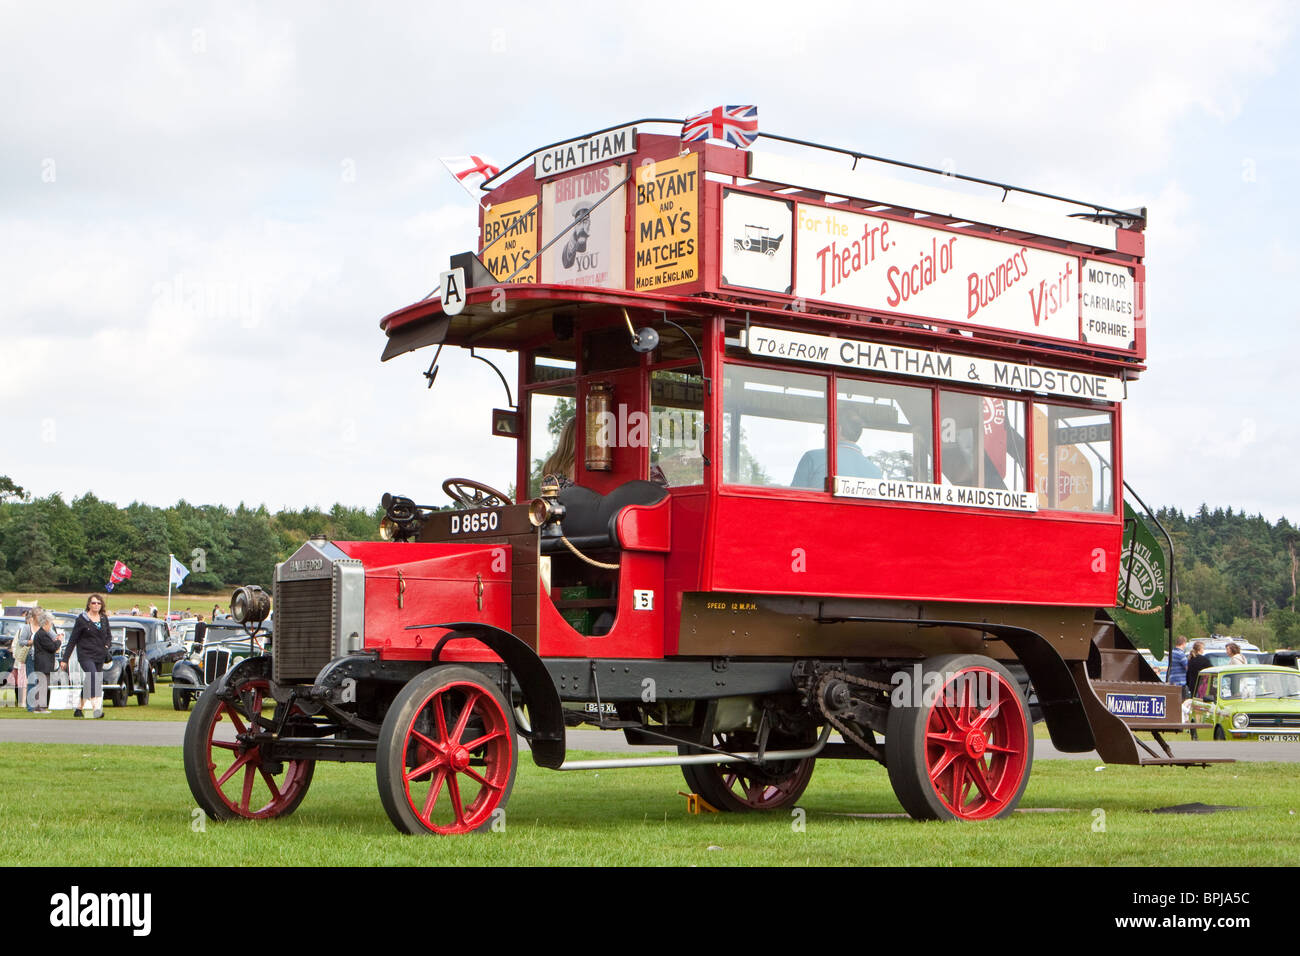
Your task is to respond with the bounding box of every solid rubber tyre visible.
[376,665,516,835]
[678,730,815,812]
[183,662,314,821]
[886,654,1033,821]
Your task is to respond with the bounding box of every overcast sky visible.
[3,1,1296,521]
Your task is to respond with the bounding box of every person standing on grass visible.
[1168,635,1189,700]
[11,609,35,710]
[30,610,60,712]
[60,594,112,718]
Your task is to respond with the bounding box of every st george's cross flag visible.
[440,155,502,199]
[681,105,759,149]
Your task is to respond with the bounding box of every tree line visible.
[1,477,1296,648]
[1158,505,1300,651]
[0,477,381,595]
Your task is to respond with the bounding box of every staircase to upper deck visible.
[1069,487,1231,766]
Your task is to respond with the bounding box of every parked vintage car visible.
[1188,664,1300,741]
[171,621,269,711]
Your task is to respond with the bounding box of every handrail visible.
[480,117,1143,223]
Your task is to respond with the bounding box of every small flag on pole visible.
[106,559,133,592]
[681,105,759,149]
[440,155,502,199]
[170,555,190,588]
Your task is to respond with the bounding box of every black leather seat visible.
[541,480,668,553]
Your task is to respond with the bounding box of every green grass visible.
[0,677,194,721]
[3,744,1297,866]
[2,590,221,617]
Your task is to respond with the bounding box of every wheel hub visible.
[964,731,987,759]
[449,746,471,771]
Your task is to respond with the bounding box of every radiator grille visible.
[203,648,232,685]
[274,577,334,682]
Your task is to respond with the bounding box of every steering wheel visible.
[442,478,512,510]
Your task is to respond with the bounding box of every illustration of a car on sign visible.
[1188,664,1300,741]
[734,224,784,256]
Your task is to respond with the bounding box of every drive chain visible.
[813,670,891,764]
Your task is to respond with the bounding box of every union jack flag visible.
[681,105,759,149]
[439,155,502,198]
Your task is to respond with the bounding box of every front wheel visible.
[1213,724,1226,741]
[183,664,315,821]
[173,687,191,712]
[376,665,516,835]
[886,654,1032,821]
[678,731,815,812]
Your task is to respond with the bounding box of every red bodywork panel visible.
[704,493,1120,607]
[333,541,511,662]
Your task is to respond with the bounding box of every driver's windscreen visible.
[530,384,577,497]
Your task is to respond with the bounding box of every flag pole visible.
[167,553,173,622]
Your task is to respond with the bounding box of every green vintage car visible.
[1188,665,1300,741]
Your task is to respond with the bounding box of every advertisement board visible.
[541,164,626,289]
[793,203,1082,342]
[633,153,699,291]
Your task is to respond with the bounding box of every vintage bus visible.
[184,119,1207,834]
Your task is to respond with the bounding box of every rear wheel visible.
[678,730,816,812]
[376,665,516,835]
[886,654,1032,821]
[183,664,314,821]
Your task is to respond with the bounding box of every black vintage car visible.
[171,621,269,711]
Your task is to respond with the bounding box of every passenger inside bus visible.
[791,413,882,489]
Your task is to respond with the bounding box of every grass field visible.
[2,743,1296,866]
[0,677,192,720]
[2,590,223,617]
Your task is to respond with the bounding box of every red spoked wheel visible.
[886,654,1032,821]
[678,731,816,812]
[183,665,314,821]
[376,665,516,835]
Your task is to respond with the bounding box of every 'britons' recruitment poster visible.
[541,164,626,289]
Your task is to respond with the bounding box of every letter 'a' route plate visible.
[440,267,466,316]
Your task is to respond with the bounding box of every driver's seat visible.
[540,481,668,554]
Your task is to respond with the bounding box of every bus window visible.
[529,385,577,497]
[650,370,704,486]
[1035,405,1113,513]
[939,391,1026,492]
[723,365,827,489]
[837,379,933,481]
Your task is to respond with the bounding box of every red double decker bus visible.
[184,119,1207,834]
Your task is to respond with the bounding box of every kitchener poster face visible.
[541,163,626,289]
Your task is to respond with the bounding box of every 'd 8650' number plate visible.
[450,510,500,534]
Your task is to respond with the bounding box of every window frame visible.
[717,355,1120,517]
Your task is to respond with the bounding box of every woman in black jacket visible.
[61,594,112,718]
[30,610,61,712]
